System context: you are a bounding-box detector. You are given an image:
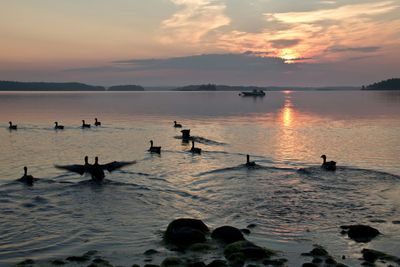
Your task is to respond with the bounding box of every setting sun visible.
[279,49,300,63]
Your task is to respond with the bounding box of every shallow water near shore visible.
[0,91,400,266]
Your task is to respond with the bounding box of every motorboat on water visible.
[239,89,266,97]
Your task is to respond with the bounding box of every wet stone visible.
[212,226,245,245]
[340,225,380,243]
[207,259,228,267]
[302,263,318,267]
[161,257,185,267]
[144,249,159,256]
[51,259,66,265]
[16,259,35,266]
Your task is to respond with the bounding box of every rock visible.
[325,256,336,264]
[247,224,257,229]
[188,262,206,267]
[188,243,214,252]
[311,258,322,264]
[301,245,329,257]
[92,258,113,266]
[302,263,318,267]
[66,255,89,262]
[16,259,35,266]
[224,241,274,262]
[51,259,66,265]
[340,225,380,242]
[262,258,287,266]
[161,257,185,267]
[207,260,228,267]
[131,265,141,267]
[144,265,160,267]
[165,218,209,248]
[144,249,159,256]
[241,229,251,235]
[212,226,245,244]
[362,249,400,264]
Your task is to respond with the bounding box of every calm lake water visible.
[0,91,399,266]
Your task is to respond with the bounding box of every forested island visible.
[108,85,144,91]
[0,81,105,91]
[362,78,400,90]
[175,84,267,91]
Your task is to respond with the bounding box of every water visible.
[0,91,399,266]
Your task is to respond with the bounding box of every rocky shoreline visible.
[14,218,400,267]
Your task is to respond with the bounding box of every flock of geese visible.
[8,119,336,186]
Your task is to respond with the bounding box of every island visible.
[362,78,400,90]
[175,84,268,91]
[108,85,145,91]
[0,81,105,91]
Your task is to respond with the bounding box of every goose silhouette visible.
[245,154,256,167]
[18,166,38,185]
[190,140,201,154]
[55,156,135,181]
[321,155,336,171]
[8,121,17,130]
[54,122,64,130]
[149,140,161,154]
[94,118,101,126]
[174,121,182,128]
[81,120,91,128]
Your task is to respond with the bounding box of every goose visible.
[174,121,182,128]
[149,140,161,154]
[321,155,336,171]
[245,154,256,167]
[8,121,17,130]
[55,156,135,181]
[181,129,191,141]
[54,122,64,130]
[18,166,38,185]
[94,118,101,126]
[190,140,201,154]
[81,120,91,128]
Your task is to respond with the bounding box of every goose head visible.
[95,118,98,122]
[321,155,327,163]
[150,140,153,147]
[55,122,58,126]
[84,156,89,165]
[95,156,99,165]
[9,121,12,125]
[23,166,28,176]
[82,120,85,124]
[246,154,250,163]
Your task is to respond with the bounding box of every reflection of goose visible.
[55,156,135,181]
[94,118,101,126]
[245,154,256,167]
[9,121,17,130]
[18,166,38,185]
[81,120,91,128]
[190,140,201,154]
[149,140,161,154]
[321,155,336,171]
[174,121,182,128]
[54,122,64,130]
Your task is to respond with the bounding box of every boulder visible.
[224,241,274,261]
[164,218,209,248]
[211,226,245,244]
[340,225,380,242]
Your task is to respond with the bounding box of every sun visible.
[279,49,300,64]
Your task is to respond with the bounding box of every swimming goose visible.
[55,156,135,181]
[190,140,202,154]
[245,154,256,167]
[94,118,101,126]
[321,155,336,171]
[54,122,64,130]
[18,166,38,185]
[149,140,161,154]
[181,129,191,141]
[8,121,17,130]
[174,121,182,128]
[81,120,91,128]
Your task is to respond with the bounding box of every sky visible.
[0,0,399,86]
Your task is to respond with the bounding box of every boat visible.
[239,89,266,97]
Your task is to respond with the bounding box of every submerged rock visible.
[144,249,159,256]
[161,257,185,267]
[362,249,400,264]
[51,259,66,265]
[164,218,209,248]
[207,259,228,267]
[340,225,380,242]
[224,240,274,262]
[16,259,35,266]
[212,226,245,245]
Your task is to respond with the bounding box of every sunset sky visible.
[1,0,399,86]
